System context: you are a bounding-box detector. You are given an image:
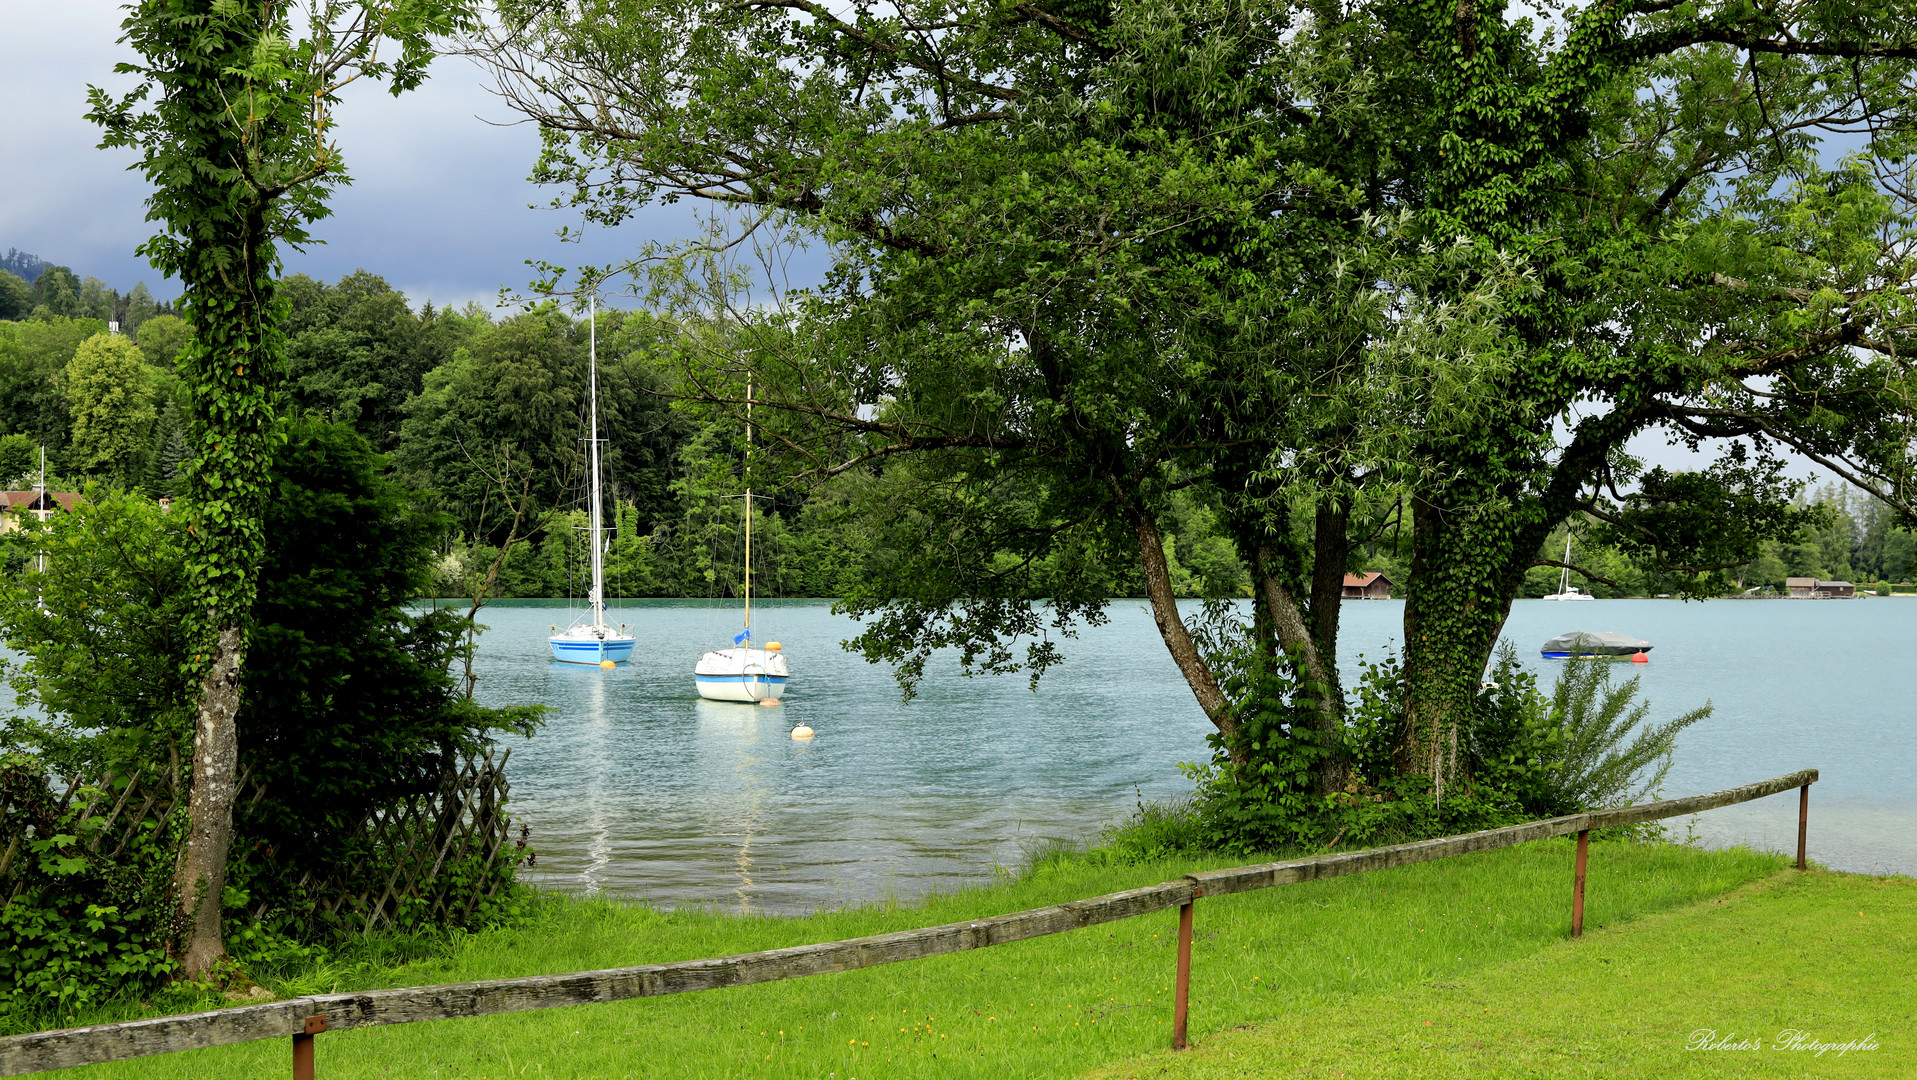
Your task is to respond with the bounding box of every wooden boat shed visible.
[1343,571,1394,599]
[1785,577,1855,598]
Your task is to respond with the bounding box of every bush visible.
[0,419,541,1009]
[0,761,176,1024]
[1184,637,1711,856]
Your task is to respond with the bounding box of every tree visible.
[0,420,539,991]
[0,316,103,456]
[283,270,447,451]
[135,313,192,369]
[486,0,1917,821]
[86,0,476,978]
[0,272,30,322]
[123,282,160,337]
[78,277,119,323]
[397,308,585,541]
[29,267,82,319]
[66,333,157,487]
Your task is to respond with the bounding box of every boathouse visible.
[1784,576,1855,598]
[1343,571,1394,599]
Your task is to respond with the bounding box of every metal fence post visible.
[1171,887,1199,1050]
[1798,783,1810,871]
[293,1015,326,1080]
[1570,829,1590,939]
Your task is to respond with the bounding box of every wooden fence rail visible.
[0,768,1817,1077]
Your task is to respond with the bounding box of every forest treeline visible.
[0,264,1901,600]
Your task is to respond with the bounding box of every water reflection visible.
[472,598,1916,912]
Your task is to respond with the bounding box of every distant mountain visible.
[1,248,53,284]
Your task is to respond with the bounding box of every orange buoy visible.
[1631,652,1649,664]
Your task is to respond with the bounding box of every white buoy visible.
[790,724,814,739]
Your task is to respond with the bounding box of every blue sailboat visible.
[550,294,635,666]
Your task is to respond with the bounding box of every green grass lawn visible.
[1091,868,1916,1080]
[43,840,1793,1079]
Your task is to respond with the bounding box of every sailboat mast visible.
[743,378,752,640]
[1560,535,1572,595]
[588,294,606,630]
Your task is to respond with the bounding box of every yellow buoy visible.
[766,641,782,651]
[790,724,814,739]
[599,659,616,669]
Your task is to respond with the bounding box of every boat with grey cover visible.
[1541,630,1653,659]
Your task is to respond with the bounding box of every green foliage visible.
[0,316,104,458]
[1541,660,1710,813]
[0,273,29,322]
[1183,638,1711,853]
[0,437,38,489]
[281,271,455,452]
[0,421,540,993]
[134,314,191,370]
[0,490,197,777]
[29,268,82,320]
[0,759,178,1023]
[237,419,542,910]
[396,305,687,547]
[65,334,157,487]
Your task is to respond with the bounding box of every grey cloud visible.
[1,1,710,311]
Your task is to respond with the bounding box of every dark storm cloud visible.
[0,1,701,310]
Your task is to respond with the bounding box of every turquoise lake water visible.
[461,597,1915,912]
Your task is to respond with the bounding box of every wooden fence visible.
[0,748,518,936]
[0,768,1817,1077]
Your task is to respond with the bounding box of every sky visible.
[0,2,699,311]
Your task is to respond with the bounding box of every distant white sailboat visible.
[694,379,788,702]
[549,294,636,665]
[1541,536,1596,601]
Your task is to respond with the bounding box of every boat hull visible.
[695,673,788,702]
[549,635,636,665]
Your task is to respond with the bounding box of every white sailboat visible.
[694,380,789,702]
[1541,536,1596,601]
[548,294,636,665]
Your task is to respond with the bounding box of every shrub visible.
[1185,634,1711,855]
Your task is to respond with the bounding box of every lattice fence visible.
[0,748,522,935]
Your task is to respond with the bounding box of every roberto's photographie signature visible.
[1687,1029,1879,1057]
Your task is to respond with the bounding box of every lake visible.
[458,597,1916,913]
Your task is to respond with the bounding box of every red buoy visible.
[1631,652,1649,664]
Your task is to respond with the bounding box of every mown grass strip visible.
[1093,869,1916,1080]
[47,841,1784,1078]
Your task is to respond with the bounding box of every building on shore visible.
[1343,571,1394,599]
[0,490,80,533]
[1785,577,1855,598]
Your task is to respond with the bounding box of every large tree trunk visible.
[1398,496,1519,801]
[1125,492,1238,749]
[1307,498,1351,793]
[173,625,245,978]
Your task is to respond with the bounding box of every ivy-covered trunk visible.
[170,187,283,978]
[91,0,468,979]
[1398,495,1522,800]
